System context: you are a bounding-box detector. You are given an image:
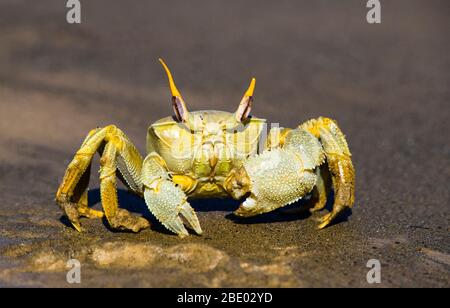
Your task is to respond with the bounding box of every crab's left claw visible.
[232,149,317,218]
[234,194,273,217]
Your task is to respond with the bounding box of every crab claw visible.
[234,195,273,217]
[144,180,202,238]
[233,149,317,218]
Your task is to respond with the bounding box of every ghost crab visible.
[56,59,355,237]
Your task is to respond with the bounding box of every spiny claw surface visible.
[234,149,316,217]
[144,180,202,237]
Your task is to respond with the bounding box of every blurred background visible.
[0,0,448,287]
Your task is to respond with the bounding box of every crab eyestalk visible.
[223,78,256,130]
[235,77,255,122]
[158,58,196,129]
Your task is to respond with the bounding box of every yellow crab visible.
[56,59,355,237]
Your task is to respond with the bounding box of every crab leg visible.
[301,117,355,229]
[56,128,105,231]
[142,153,202,238]
[71,162,104,219]
[56,125,149,232]
[309,165,331,213]
[99,141,149,232]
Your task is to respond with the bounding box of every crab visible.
[55,59,355,237]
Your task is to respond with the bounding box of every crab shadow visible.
[60,188,352,233]
[59,188,172,235]
[192,191,352,227]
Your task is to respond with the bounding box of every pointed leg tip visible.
[72,223,83,232]
[317,222,329,230]
[177,232,189,239]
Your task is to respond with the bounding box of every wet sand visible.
[0,0,449,287]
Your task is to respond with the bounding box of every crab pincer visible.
[144,180,202,238]
[233,149,317,218]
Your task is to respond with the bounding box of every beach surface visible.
[0,0,448,287]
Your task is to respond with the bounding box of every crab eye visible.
[235,78,255,122]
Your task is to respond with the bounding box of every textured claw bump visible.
[144,180,202,237]
[234,149,317,217]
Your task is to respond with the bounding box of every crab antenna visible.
[158,58,182,98]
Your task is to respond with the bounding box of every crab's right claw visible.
[144,180,202,238]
